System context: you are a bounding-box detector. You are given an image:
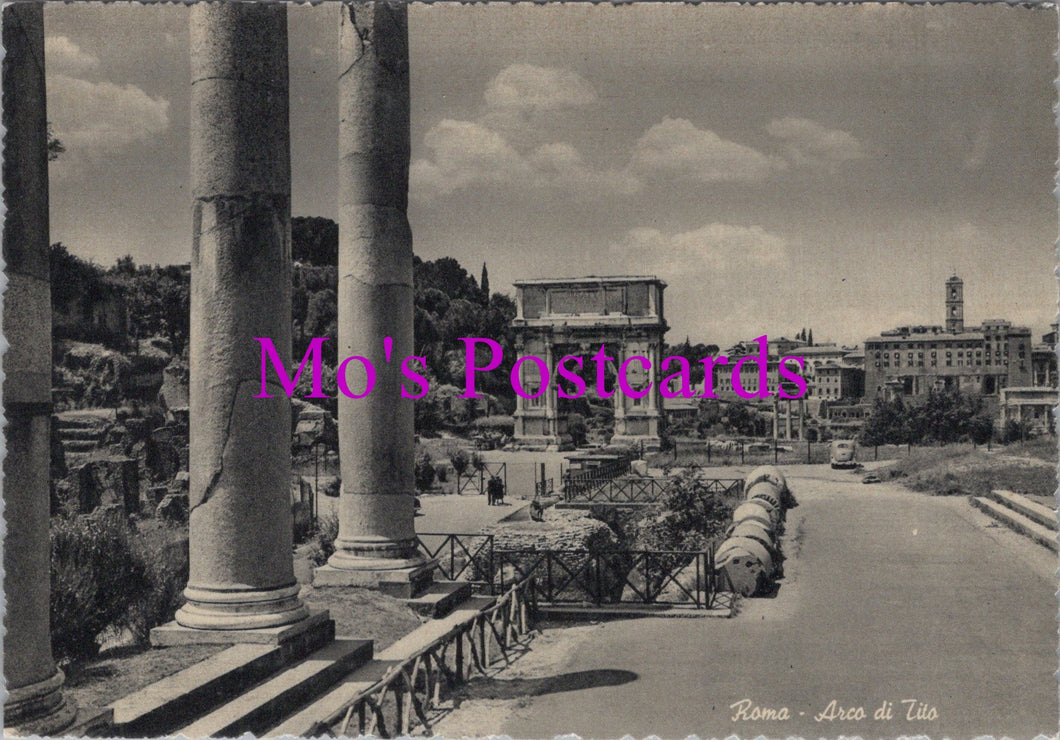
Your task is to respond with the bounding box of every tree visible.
[807,328,814,346]
[414,453,436,492]
[47,123,64,161]
[291,216,338,266]
[480,263,490,304]
[566,413,588,447]
[449,447,470,488]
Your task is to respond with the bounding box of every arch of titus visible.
[512,276,668,451]
[2,3,424,731]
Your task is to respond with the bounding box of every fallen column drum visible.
[744,465,787,495]
[715,536,775,595]
[733,500,779,528]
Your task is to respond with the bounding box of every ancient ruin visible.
[511,276,668,450]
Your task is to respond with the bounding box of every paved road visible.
[494,465,1057,739]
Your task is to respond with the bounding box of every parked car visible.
[830,439,857,469]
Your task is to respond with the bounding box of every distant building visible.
[1031,322,1057,388]
[816,363,865,401]
[999,387,1056,436]
[864,275,1033,400]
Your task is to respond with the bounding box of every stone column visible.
[2,5,75,732]
[322,2,426,579]
[771,396,779,439]
[798,398,805,440]
[612,343,627,434]
[784,399,793,440]
[177,3,308,630]
[544,338,558,439]
[647,342,658,413]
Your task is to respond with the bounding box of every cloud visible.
[630,117,785,184]
[528,142,640,196]
[483,64,597,113]
[45,36,99,75]
[414,65,622,201]
[412,121,639,201]
[765,117,864,166]
[48,74,171,153]
[411,119,530,198]
[612,223,791,277]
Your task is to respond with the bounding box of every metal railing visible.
[494,547,718,609]
[454,461,507,496]
[418,533,722,609]
[417,533,495,586]
[534,478,554,498]
[564,476,743,504]
[562,453,634,497]
[318,578,537,738]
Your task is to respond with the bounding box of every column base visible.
[3,669,77,736]
[152,608,332,647]
[314,559,436,598]
[174,582,310,631]
[610,434,663,453]
[511,434,563,450]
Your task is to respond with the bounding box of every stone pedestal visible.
[2,5,76,733]
[317,2,428,587]
[175,3,309,632]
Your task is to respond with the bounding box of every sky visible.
[41,2,1059,350]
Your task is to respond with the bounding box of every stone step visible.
[54,416,111,431]
[264,659,396,737]
[376,595,496,661]
[984,489,1057,531]
[970,497,1059,552]
[108,644,287,737]
[63,439,99,452]
[405,580,472,619]
[59,428,106,441]
[176,638,372,738]
[267,596,499,737]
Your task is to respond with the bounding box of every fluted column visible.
[176,3,308,629]
[2,4,75,732]
[325,2,425,575]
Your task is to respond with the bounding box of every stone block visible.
[157,493,189,523]
[66,457,140,515]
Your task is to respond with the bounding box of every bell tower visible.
[945,274,964,333]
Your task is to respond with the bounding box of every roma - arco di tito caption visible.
[253,335,809,402]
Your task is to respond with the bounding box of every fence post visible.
[774,439,778,464]
[741,445,744,464]
[707,444,711,464]
[807,439,811,464]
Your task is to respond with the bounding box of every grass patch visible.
[878,442,1057,498]
[300,585,424,650]
[64,643,228,718]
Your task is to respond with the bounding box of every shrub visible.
[449,448,471,479]
[307,513,340,567]
[126,533,188,645]
[50,514,152,663]
[414,452,436,492]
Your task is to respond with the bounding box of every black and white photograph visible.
[1,2,1057,737]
